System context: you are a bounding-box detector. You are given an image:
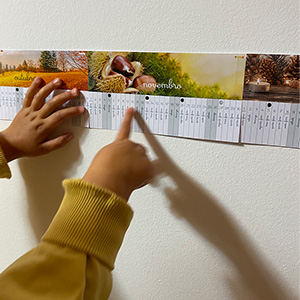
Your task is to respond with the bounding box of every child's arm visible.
[0,108,153,300]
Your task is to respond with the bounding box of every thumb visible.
[40,133,73,154]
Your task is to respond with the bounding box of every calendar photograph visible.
[88,51,246,100]
[0,50,88,90]
[243,54,300,103]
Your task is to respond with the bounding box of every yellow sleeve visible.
[0,145,11,178]
[0,179,133,300]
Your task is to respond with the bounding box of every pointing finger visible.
[116,107,135,140]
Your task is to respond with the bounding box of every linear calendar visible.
[0,50,299,148]
[241,100,300,148]
[0,87,242,143]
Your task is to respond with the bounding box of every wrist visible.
[82,172,131,201]
[0,130,19,162]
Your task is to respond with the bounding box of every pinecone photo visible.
[243,54,300,103]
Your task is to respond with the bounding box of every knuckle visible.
[44,81,56,90]
[59,91,72,102]
[63,107,76,118]
[54,110,64,120]
[44,99,56,111]
[19,107,31,117]
[69,107,78,114]
[67,90,74,97]
[36,124,44,132]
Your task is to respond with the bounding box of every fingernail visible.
[66,134,73,141]
[54,78,61,85]
[34,77,41,84]
[71,88,78,96]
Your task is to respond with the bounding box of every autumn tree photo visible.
[57,51,88,75]
[0,50,88,90]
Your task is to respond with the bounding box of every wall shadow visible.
[18,125,88,241]
[18,91,89,241]
[108,279,129,300]
[134,112,296,300]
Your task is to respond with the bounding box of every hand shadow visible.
[18,122,88,242]
[134,112,296,300]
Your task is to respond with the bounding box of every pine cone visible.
[259,58,278,84]
[259,55,291,85]
[289,80,300,89]
[284,55,300,81]
[245,54,261,83]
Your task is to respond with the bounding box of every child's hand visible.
[83,108,153,200]
[0,77,84,162]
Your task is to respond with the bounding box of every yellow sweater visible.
[0,146,133,300]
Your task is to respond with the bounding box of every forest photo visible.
[0,50,88,90]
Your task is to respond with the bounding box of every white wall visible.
[0,0,299,299]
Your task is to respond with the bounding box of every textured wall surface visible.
[0,0,299,299]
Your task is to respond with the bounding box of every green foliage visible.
[22,60,29,71]
[39,51,58,72]
[127,52,229,99]
[87,51,96,90]
[88,77,96,90]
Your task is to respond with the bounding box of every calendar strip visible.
[241,100,300,148]
[0,86,242,143]
[241,53,299,148]
[1,86,299,148]
[0,50,299,148]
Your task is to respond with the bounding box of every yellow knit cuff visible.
[42,178,133,270]
[0,145,11,179]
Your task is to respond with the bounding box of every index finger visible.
[116,107,135,140]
